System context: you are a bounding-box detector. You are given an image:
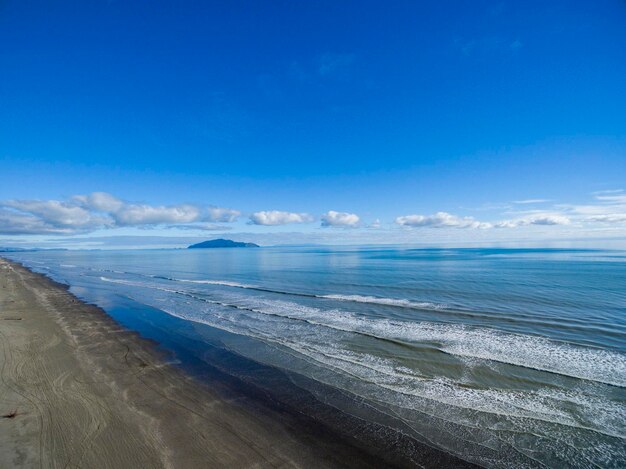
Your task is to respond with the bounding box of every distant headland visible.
[187,239,259,249]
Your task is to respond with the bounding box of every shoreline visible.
[0,257,475,468]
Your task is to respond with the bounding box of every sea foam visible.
[318,294,447,310]
[99,275,626,388]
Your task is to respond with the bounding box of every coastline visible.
[0,258,380,468]
[0,257,476,468]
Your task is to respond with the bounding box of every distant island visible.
[188,239,259,249]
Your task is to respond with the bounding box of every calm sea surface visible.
[6,247,626,467]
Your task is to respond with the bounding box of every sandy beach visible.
[0,258,396,468]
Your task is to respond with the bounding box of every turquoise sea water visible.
[6,247,626,467]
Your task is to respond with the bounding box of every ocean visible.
[5,247,626,468]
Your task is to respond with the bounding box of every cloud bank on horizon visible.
[1,191,625,245]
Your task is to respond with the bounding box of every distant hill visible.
[188,239,259,249]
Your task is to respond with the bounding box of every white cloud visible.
[249,211,314,226]
[495,214,571,228]
[395,211,573,230]
[321,211,360,227]
[529,215,571,225]
[395,212,491,229]
[78,194,240,225]
[112,203,201,225]
[205,206,241,223]
[2,199,112,234]
[2,190,625,241]
[557,189,626,224]
[594,194,626,204]
[0,208,85,235]
[587,214,626,223]
[4,199,100,228]
[74,192,124,212]
[592,189,623,195]
[74,192,240,225]
[0,193,240,235]
[512,199,550,204]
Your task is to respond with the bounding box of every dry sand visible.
[0,258,386,468]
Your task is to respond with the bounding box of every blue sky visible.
[1,0,625,247]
